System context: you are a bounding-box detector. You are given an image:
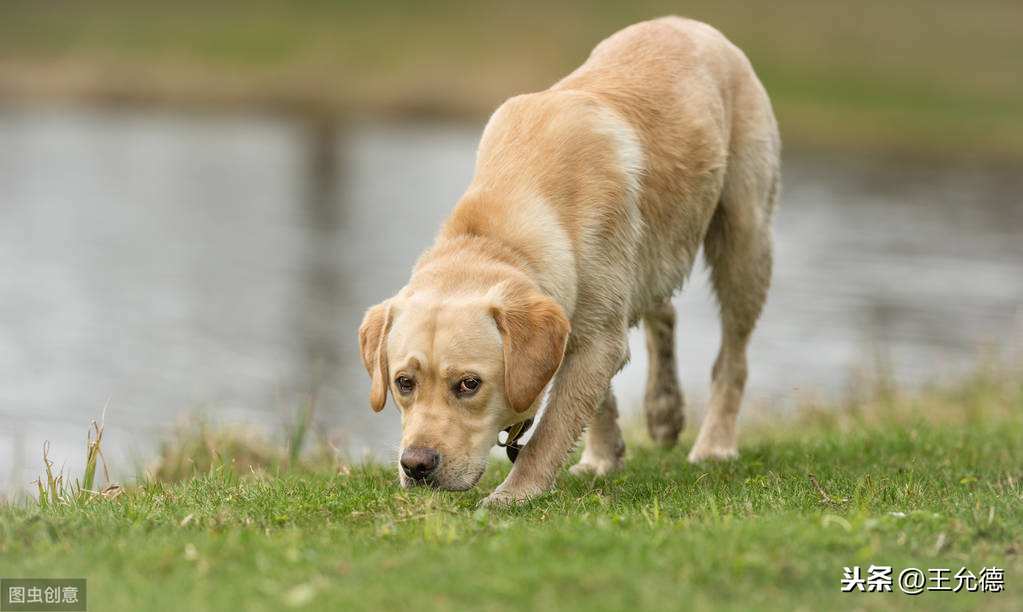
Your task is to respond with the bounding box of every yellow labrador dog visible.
[359,16,779,505]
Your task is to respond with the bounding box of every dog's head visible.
[358,280,569,490]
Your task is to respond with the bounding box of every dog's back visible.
[446,16,779,325]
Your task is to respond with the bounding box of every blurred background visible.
[1,0,1021,495]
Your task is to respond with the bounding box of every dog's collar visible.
[497,418,534,462]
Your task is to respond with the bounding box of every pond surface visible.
[1,106,1021,494]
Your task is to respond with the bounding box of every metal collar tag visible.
[497,418,534,462]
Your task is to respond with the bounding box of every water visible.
[1,106,1021,494]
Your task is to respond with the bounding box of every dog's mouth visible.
[399,462,488,492]
[398,420,534,491]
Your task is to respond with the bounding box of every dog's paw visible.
[686,444,738,463]
[644,392,685,447]
[480,484,541,507]
[569,456,623,476]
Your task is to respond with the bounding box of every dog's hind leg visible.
[643,299,685,446]
[688,136,779,463]
[570,384,626,475]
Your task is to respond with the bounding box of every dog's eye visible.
[395,376,415,394]
[456,377,481,396]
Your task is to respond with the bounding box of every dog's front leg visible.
[483,333,627,505]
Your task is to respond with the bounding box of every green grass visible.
[2,370,1021,610]
[1,0,1022,158]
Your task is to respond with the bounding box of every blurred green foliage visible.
[1,0,1021,157]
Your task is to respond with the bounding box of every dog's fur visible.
[359,16,779,504]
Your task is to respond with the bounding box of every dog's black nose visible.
[400,446,440,480]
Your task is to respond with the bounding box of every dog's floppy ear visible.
[358,299,394,412]
[490,282,570,413]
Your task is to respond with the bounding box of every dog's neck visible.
[433,191,579,318]
[421,231,574,318]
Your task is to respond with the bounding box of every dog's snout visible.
[400,446,440,481]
